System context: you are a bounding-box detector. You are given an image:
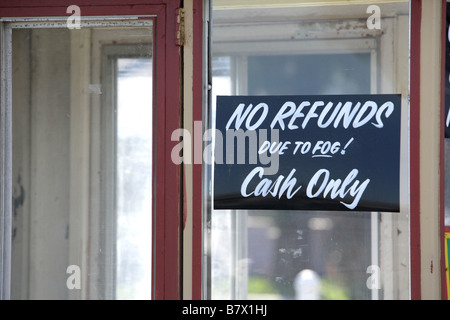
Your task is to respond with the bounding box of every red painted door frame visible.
[7,0,450,301]
[191,0,204,300]
[410,0,447,300]
[409,0,422,300]
[0,0,182,299]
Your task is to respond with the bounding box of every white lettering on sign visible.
[306,168,370,210]
[240,166,370,209]
[226,100,394,131]
[240,167,302,199]
[225,103,268,130]
[213,95,400,211]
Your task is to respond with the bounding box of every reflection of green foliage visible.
[247,276,352,300]
[116,285,136,300]
[248,276,278,294]
[320,279,350,300]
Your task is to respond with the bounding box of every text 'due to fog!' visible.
[213,94,401,212]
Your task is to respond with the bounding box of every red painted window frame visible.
[410,0,447,300]
[9,0,449,301]
[0,0,182,299]
[188,0,448,301]
[191,0,204,300]
[410,0,421,300]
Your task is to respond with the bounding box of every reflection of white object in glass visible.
[294,269,321,300]
[116,58,152,299]
[448,24,450,43]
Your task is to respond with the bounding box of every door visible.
[0,1,181,299]
[206,0,410,300]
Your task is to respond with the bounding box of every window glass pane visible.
[207,0,410,300]
[116,58,152,299]
[10,24,153,299]
[446,142,450,226]
[445,2,450,227]
[247,54,371,95]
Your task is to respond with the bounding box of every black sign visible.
[446,4,450,138]
[213,94,401,212]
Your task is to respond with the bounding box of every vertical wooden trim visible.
[161,0,182,299]
[0,22,12,300]
[440,0,447,301]
[0,0,183,300]
[410,0,422,300]
[68,29,91,300]
[152,3,180,299]
[191,0,204,300]
[419,0,443,299]
[410,0,445,301]
[182,0,194,300]
[180,0,205,301]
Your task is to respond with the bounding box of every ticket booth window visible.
[3,0,446,302]
[206,0,410,300]
[9,22,153,300]
[1,1,182,300]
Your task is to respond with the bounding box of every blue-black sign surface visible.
[445,5,450,138]
[214,94,401,212]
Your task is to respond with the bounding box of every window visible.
[206,0,410,300]
[9,22,153,300]
[1,1,182,300]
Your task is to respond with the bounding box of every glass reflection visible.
[10,25,154,300]
[209,1,410,300]
[116,58,152,299]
